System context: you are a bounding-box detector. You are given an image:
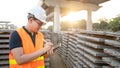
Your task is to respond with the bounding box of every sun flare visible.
[61,11,87,22]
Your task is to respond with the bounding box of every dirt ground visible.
[50,53,66,68]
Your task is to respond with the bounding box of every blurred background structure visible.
[41,0,109,32]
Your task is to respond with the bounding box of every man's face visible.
[31,18,44,32]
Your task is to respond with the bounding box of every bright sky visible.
[0,0,120,27]
[61,0,120,22]
[0,0,40,27]
[92,0,120,21]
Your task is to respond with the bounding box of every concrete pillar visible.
[53,5,60,33]
[87,10,92,30]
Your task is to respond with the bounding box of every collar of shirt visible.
[22,26,38,35]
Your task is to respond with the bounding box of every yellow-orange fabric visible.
[9,28,45,68]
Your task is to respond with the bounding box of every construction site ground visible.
[50,53,66,68]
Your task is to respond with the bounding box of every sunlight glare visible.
[61,11,87,22]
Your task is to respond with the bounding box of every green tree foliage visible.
[99,21,109,31]
[93,23,100,31]
[93,19,108,31]
[92,15,120,32]
[108,16,120,32]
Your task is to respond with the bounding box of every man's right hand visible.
[43,42,53,52]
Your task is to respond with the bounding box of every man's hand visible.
[46,43,61,55]
[47,47,55,55]
[43,41,53,52]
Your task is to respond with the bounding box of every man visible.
[9,7,53,68]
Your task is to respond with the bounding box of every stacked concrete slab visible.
[0,29,12,68]
[58,31,120,68]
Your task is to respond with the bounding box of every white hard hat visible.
[28,7,47,23]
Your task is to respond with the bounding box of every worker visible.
[9,7,54,68]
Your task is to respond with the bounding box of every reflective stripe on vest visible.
[38,66,45,68]
[10,56,44,64]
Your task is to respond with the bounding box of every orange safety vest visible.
[9,28,45,68]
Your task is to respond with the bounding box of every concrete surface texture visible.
[50,53,66,68]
